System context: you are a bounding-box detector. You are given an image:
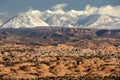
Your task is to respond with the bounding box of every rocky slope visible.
[0,28,119,79]
[0,44,119,79]
[0,28,119,46]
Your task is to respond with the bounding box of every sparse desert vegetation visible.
[0,43,119,79]
[0,28,119,79]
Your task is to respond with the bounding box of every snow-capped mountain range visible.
[0,5,120,29]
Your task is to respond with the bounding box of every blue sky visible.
[0,0,120,14]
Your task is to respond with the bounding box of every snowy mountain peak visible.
[1,10,49,28]
[0,5,120,29]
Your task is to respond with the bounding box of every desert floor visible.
[0,44,119,79]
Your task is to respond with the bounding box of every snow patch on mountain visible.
[0,4,120,29]
[98,5,120,17]
[89,15,120,29]
[1,9,49,28]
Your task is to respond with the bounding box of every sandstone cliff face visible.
[56,44,74,50]
[98,43,117,53]
[0,28,119,47]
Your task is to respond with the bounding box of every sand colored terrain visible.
[0,43,119,79]
[0,28,120,79]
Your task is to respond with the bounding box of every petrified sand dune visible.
[0,43,119,79]
[0,28,119,79]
